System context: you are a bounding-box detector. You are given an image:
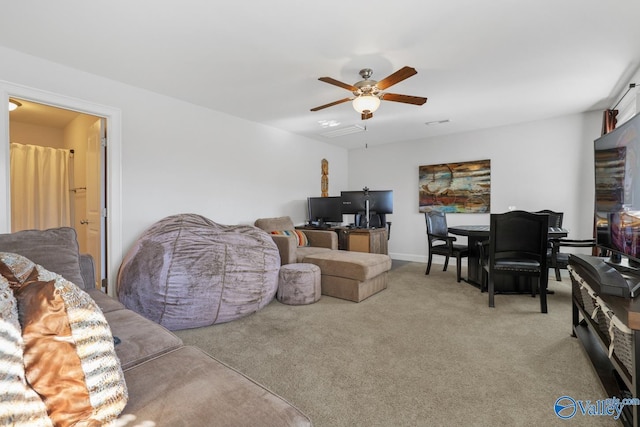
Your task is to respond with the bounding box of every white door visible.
[85,118,106,290]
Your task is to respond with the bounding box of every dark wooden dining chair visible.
[483,211,550,312]
[534,210,563,228]
[534,209,567,281]
[424,211,469,282]
[549,237,596,281]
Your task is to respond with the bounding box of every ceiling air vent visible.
[321,124,365,138]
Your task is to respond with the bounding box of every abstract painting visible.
[419,159,491,213]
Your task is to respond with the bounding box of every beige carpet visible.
[175,262,619,426]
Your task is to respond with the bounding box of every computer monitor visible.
[340,191,367,214]
[307,196,343,224]
[340,190,393,214]
[368,190,393,214]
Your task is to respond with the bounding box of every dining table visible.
[448,225,569,292]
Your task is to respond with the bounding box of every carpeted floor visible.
[175,262,619,426]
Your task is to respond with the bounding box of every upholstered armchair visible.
[254,216,338,265]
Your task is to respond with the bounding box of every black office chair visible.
[483,211,549,312]
[355,212,392,240]
[424,211,469,282]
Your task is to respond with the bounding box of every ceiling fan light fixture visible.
[8,99,21,111]
[352,95,380,114]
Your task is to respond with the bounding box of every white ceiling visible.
[2,0,640,149]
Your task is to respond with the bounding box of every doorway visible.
[9,99,106,289]
[1,82,123,297]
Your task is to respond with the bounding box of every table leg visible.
[465,235,483,287]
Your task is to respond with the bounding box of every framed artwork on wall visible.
[419,159,491,213]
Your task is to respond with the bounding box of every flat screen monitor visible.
[594,112,640,266]
[340,191,367,214]
[369,190,394,214]
[307,196,343,224]
[340,190,393,214]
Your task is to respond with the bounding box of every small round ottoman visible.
[277,263,321,305]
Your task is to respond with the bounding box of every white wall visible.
[348,112,603,263]
[0,46,349,264]
[117,95,348,242]
[0,46,610,272]
[10,121,65,148]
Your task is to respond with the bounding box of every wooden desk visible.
[296,226,388,254]
[344,228,388,254]
[448,225,568,290]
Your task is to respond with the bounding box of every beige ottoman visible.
[303,251,392,302]
[277,263,322,305]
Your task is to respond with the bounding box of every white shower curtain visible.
[10,143,72,232]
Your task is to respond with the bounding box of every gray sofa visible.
[0,227,311,426]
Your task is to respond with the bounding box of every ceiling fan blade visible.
[381,93,427,105]
[318,77,358,92]
[361,112,373,120]
[310,97,352,112]
[375,66,418,90]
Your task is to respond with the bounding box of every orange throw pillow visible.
[0,252,127,426]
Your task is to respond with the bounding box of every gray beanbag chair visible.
[117,214,280,330]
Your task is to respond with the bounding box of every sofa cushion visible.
[105,308,183,370]
[79,253,97,290]
[270,230,309,247]
[296,246,333,263]
[119,346,312,427]
[254,216,295,233]
[303,250,392,281]
[301,229,338,249]
[0,253,128,425]
[87,288,127,313]
[0,273,52,426]
[0,227,85,289]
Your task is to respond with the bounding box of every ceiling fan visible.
[310,66,427,120]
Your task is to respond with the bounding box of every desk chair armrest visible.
[552,238,596,246]
[548,238,596,275]
[429,235,458,252]
[429,233,457,243]
[550,238,596,259]
[477,240,489,265]
[550,238,596,251]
